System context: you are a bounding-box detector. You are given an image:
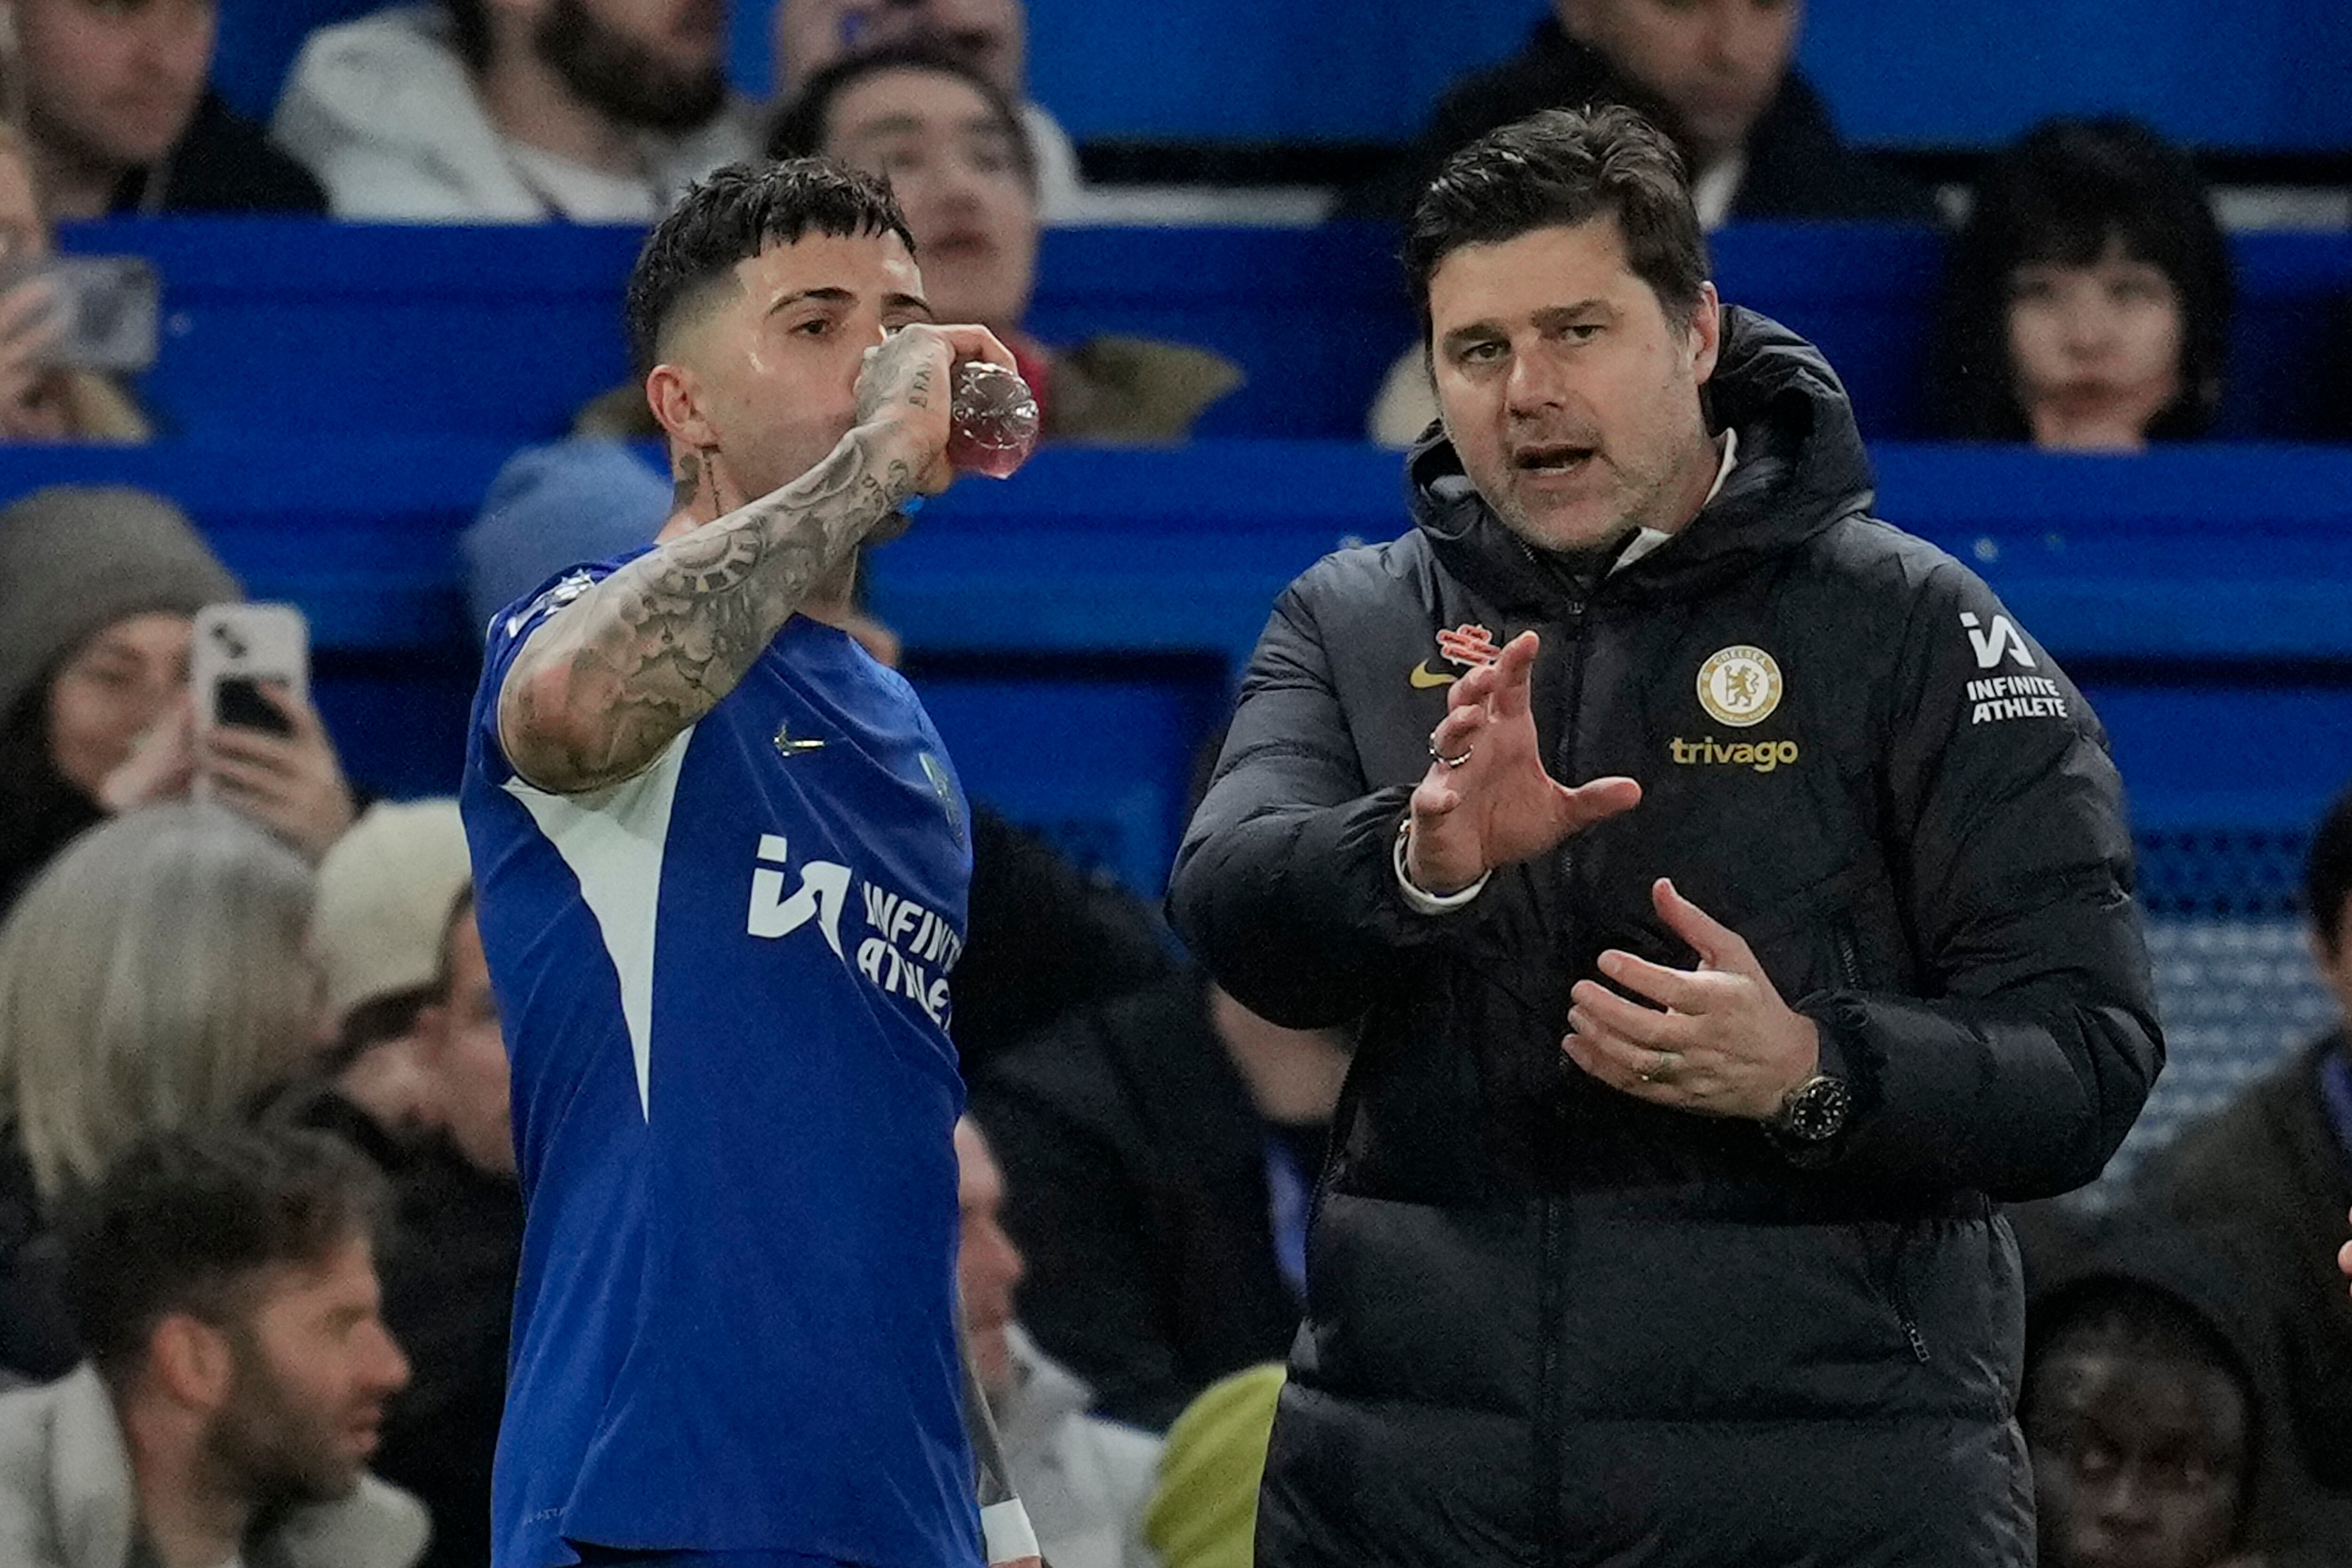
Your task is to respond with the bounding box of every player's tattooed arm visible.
[496,427,915,795]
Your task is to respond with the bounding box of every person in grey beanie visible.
[0,485,356,914]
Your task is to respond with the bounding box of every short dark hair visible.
[623,159,918,376]
[442,0,493,72]
[1403,105,1708,344]
[60,1125,390,1377]
[764,42,1038,193]
[2308,780,2352,957]
[1929,117,2234,441]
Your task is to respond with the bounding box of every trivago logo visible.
[1669,735,1801,773]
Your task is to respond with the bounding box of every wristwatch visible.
[1768,1073,1851,1143]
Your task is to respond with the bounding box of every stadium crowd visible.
[0,1,2346,1567]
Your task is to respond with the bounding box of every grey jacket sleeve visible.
[1796,563,2164,1200]
[1168,584,1459,1030]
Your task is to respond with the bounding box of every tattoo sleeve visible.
[497,428,912,793]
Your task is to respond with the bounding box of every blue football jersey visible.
[461,556,980,1568]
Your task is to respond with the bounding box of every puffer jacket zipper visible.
[1538,585,1592,1568]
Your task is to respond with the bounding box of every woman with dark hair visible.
[1930,117,2233,450]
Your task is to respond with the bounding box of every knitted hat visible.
[0,485,240,722]
[1144,1363,1287,1568]
[311,798,474,1022]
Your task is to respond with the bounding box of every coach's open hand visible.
[1405,630,1641,895]
[1562,876,1822,1119]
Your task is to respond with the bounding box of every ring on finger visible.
[1427,740,1473,769]
[1637,1049,1680,1084]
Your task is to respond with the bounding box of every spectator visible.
[303,798,476,1155]
[0,125,150,442]
[0,1124,426,1568]
[1351,0,1932,228]
[1360,0,1933,445]
[957,1118,1160,1568]
[0,486,358,916]
[0,802,326,1380]
[766,47,1242,439]
[970,969,1347,1430]
[11,0,325,217]
[2134,779,2352,1552]
[370,887,524,1568]
[2019,1212,2278,1568]
[272,0,760,222]
[773,0,1085,221]
[1928,117,2233,450]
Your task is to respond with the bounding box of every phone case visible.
[191,603,310,736]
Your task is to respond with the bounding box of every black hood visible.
[1404,306,1877,614]
[2020,1205,2281,1536]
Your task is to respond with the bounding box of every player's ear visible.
[647,362,720,452]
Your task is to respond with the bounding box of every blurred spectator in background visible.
[1353,0,1931,228]
[956,1118,1160,1568]
[2018,1211,2281,1568]
[372,886,524,1568]
[1363,0,1931,445]
[272,0,759,222]
[303,798,475,1157]
[767,46,1242,440]
[0,487,356,915]
[0,1125,426,1568]
[970,969,1346,1431]
[0,802,325,1381]
[0,125,150,441]
[2130,780,2352,1553]
[773,0,1083,221]
[9,0,325,217]
[1140,1363,1285,1568]
[1928,117,2233,451]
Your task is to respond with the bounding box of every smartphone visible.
[191,603,309,741]
[0,255,161,373]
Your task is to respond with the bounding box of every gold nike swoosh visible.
[773,725,826,756]
[1408,662,1458,689]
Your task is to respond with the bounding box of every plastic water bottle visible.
[945,360,1041,478]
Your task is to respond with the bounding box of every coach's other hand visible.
[1563,877,1822,1120]
[1403,630,1639,896]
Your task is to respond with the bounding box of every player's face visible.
[46,612,192,795]
[824,68,1038,331]
[1428,217,1720,555]
[2024,1345,2249,1568]
[1565,0,1800,161]
[953,1120,1025,1400]
[668,230,933,505]
[2006,244,2185,452]
[17,0,215,171]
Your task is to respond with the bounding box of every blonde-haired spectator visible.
[0,801,325,1378]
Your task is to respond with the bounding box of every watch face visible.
[1783,1076,1850,1142]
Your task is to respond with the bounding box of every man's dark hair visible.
[764,42,1038,194]
[2308,779,2352,957]
[1929,117,2233,442]
[1403,105,1708,344]
[442,0,494,72]
[60,1125,390,1378]
[623,159,918,375]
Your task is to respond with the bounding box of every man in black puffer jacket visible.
[1168,106,2161,1568]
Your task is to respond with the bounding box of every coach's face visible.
[1428,216,1721,555]
[653,228,932,510]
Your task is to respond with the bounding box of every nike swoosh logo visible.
[1408,662,1458,689]
[773,725,826,756]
